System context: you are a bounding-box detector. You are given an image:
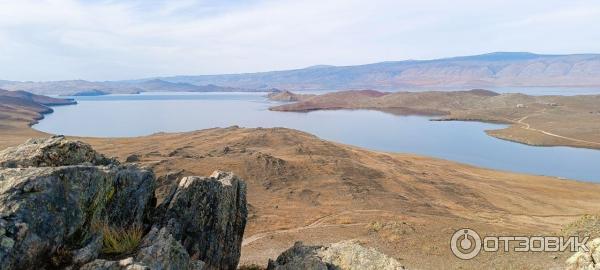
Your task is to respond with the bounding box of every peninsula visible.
[269,89,600,149]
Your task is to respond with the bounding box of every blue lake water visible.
[34,92,600,182]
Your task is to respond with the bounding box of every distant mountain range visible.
[0,79,249,96]
[2,52,600,95]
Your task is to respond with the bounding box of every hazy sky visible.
[1,0,600,81]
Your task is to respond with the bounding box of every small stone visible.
[126,154,140,163]
[119,257,134,266]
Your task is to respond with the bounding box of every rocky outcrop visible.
[0,135,115,168]
[158,171,247,270]
[318,240,406,270]
[267,240,406,270]
[0,165,153,269]
[566,238,600,270]
[0,137,247,270]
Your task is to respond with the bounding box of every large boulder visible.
[159,171,248,270]
[135,227,205,270]
[268,241,406,270]
[0,166,120,269]
[0,135,115,168]
[0,165,155,269]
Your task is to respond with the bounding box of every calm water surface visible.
[34,92,600,182]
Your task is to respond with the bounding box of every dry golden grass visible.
[561,214,600,238]
[98,223,144,255]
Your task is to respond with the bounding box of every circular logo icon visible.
[451,228,482,260]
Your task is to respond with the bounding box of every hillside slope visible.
[80,126,600,269]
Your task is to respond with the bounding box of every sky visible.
[1,0,600,81]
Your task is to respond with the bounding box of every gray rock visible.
[267,242,330,270]
[135,226,205,270]
[0,136,116,168]
[71,233,103,265]
[0,165,154,270]
[268,240,406,270]
[80,257,149,270]
[125,154,140,163]
[103,165,156,228]
[159,171,247,270]
[0,166,117,270]
[0,137,154,270]
[318,240,406,270]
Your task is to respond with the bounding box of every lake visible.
[34,92,600,182]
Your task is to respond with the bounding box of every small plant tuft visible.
[50,246,72,267]
[98,223,144,255]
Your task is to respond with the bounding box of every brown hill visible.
[79,126,600,269]
[0,89,75,147]
[0,89,75,106]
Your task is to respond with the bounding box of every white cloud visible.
[0,0,599,81]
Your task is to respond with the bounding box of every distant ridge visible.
[2,52,600,94]
[160,52,600,91]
